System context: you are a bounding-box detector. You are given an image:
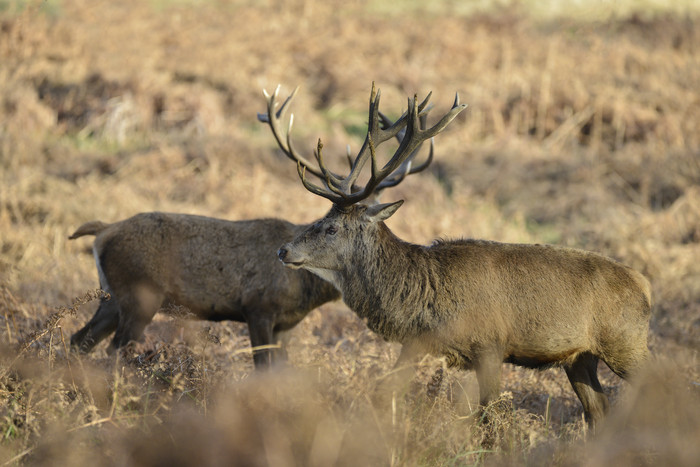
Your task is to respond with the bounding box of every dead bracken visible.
[1,1,699,466]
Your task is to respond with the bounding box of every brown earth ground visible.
[1,0,699,465]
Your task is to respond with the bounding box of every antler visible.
[257,85,329,180]
[258,84,440,195]
[374,110,434,192]
[297,83,466,207]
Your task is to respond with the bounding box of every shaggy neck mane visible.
[340,222,441,342]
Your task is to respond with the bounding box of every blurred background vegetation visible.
[1,0,699,465]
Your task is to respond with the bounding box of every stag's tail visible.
[68,221,110,239]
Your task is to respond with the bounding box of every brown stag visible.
[277,84,651,428]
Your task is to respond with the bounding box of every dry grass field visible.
[1,0,699,465]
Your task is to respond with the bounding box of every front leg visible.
[472,350,506,448]
[374,341,423,406]
[272,328,291,363]
[474,350,503,408]
[247,314,277,369]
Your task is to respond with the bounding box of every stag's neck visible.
[339,224,442,342]
[301,269,342,309]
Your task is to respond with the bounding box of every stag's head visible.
[260,83,466,281]
[276,201,403,283]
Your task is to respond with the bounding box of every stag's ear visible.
[365,200,404,222]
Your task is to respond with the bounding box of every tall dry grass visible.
[1,0,699,465]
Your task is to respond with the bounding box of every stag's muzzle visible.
[278,244,305,269]
[277,247,288,262]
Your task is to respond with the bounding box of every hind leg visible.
[603,339,650,381]
[109,285,163,352]
[71,294,120,353]
[564,352,609,430]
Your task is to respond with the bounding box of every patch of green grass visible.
[56,131,150,156]
[525,219,563,245]
[0,0,61,17]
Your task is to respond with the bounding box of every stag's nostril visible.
[277,248,287,261]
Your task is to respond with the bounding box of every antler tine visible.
[378,92,432,141]
[374,113,434,191]
[384,92,465,174]
[312,138,346,188]
[369,94,421,188]
[406,112,435,174]
[296,162,344,203]
[314,139,350,197]
[405,137,434,174]
[273,84,296,119]
[259,85,338,181]
[345,145,353,170]
[400,112,435,175]
[424,92,466,138]
[335,83,384,192]
[378,111,400,139]
[375,138,434,190]
[378,101,434,139]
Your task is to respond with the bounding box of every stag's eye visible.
[326,226,337,236]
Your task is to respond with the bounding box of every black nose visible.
[277,248,287,261]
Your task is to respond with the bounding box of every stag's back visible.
[434,239,651,313]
